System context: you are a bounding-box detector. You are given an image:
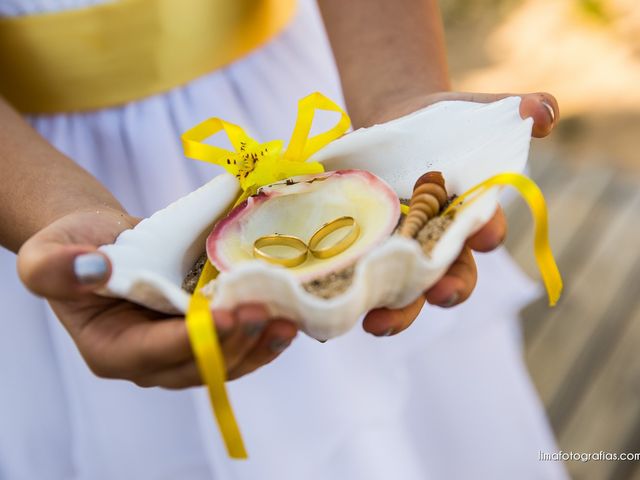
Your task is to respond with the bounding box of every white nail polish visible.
[74,253,108,284]
[542,101,555,124]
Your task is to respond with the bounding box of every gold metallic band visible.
[308,216,360,259]
[253,234,308,268]
[0,0,296,113]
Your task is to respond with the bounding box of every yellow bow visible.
[181,92,350,459]
[182,92,350,192]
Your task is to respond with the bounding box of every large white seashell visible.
[99,96,533,340]
[207,170,400,282]
[99,174,240,314]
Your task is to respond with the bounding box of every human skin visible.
[318,0,558,335]
[0,0,558,387]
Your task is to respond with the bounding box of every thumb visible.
[17,237,111,301]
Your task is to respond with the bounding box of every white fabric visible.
[0,1,568,479]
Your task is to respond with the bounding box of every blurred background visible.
[440,0,640,478]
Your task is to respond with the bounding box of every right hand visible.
[361,91,559,336]
[17,207,298,387]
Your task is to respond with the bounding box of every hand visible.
[362,91,559,336]
[17,208,297,387]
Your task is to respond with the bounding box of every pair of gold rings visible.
[253,216,360,268]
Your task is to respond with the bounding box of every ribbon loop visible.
[283,92,351,162]
[182,118,255,175]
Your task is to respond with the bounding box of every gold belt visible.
[0,0,296,113]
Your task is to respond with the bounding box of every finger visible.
[115,310,249,386]
[519,93,558,138]
[466,207,507,253]
[18,238,111,300]
[227,319,298,380]
[437,91,558,138]
[133,360,202,390]
[362,295,426,337]
[218,304,269,372]
[140,318,298,387]
[211,309,235,341]
[70,298,240,380]
[74,307,197,378]
[424,247,477,307]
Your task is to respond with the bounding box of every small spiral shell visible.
[399,171,448,238]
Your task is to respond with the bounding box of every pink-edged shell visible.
[207,170,401,282]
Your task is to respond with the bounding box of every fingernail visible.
[269,338,291,353]
[237,306,267,337]
[74,253,108,285]
[243,322,265,337]
[215,324,232,341]
[442,292,460,308]
[317,339,327,344]
[542,101,555,125]
[381,328,394,337]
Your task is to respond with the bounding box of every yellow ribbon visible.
[443,172,563,306]
[182,94,561,458]
[182,92,351,459]
[186,292,247,458]
[182,92,350,192]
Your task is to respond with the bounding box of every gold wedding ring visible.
[253,216,360,268]
[253,234,308,267]
[308,216,360,259]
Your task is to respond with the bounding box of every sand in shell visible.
[416,215,454,256]
[301,212,454,299]
[182,252,207,294]
[302,265,356,299]
[183,212,454,299]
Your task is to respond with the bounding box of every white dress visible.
[0,1,568,479]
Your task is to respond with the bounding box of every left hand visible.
[17,208,297,388]
[362,91,559,336]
